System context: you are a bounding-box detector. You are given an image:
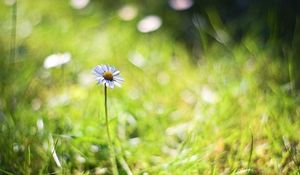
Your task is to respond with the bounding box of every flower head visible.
[93,65,124,88]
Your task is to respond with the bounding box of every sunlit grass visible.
[0,1,299,174]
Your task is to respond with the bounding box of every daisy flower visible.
[93,65,124,88]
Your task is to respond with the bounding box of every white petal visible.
[108,66,114,72]
[111,66,116,72]
[97,78,105,85]
[113,70,120,76]
[96,65,102,72]
[93,71,100,76]
[114,81,122,87]
[96,77,104,82]
[108,81,114,88]
[105,65,110,72]
[114,76,124,82]
[100,65,106,72]
[103,80,109,86]
[95,66,104,74]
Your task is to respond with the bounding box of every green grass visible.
[0,1,300,174]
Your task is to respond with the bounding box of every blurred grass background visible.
[0,0,299,174]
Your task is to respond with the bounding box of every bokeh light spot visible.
[137,15,162,33]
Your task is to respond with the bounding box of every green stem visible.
[8,0,17,125]
[104,85,119,175]
[11,1,17,62]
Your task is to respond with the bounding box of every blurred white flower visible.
[95,167,107,174]
[13,143,20,152]
[128,137,140,146]
[36,118,44,131]
[43,52,71,69]
[137,15,162,33]
[76,155,86,163]
[201,86,218,104]
[168,0,193,11]
[128,52,146,68]
[118,5,138,21]
[90,144,99,153]
[70,0,89,9]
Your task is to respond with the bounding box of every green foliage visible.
[0,1,299,174]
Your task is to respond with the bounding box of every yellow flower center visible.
[103,71,113,81]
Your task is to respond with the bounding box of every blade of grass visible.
[0,168,14,175]
[8,0,17,124]
[247,132,254,174]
